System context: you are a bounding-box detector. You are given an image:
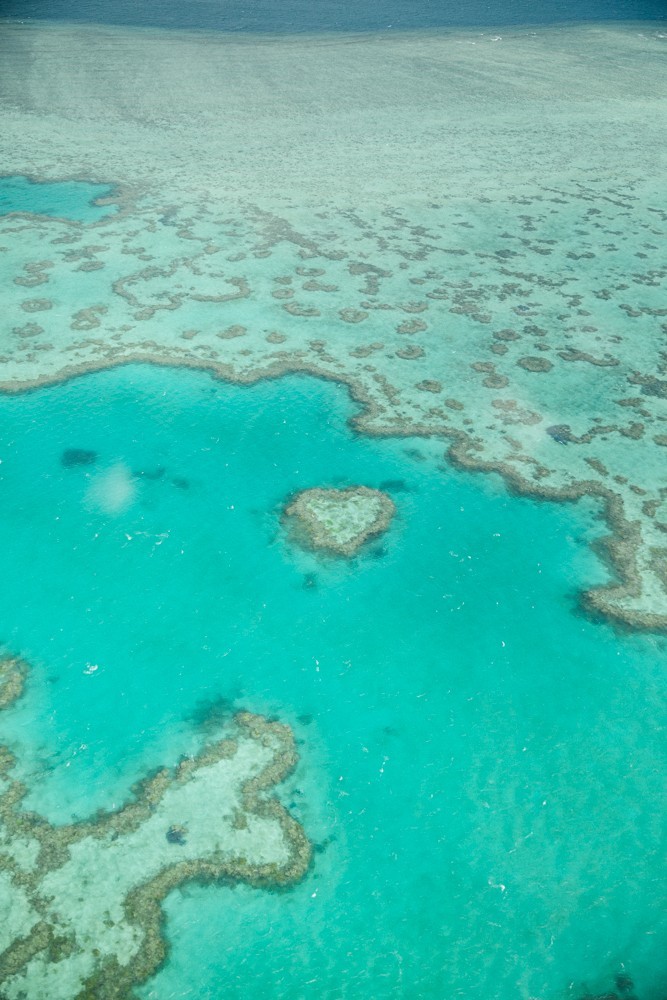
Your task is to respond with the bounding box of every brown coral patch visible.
[517,356,553,373]
[20,298,53,313]
[283,303,321,318]
[339,308,368,324]
[396,346,425,360]
[217,325,247,340]
[396,319,427,335]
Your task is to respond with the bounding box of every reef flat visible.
[0,656,310,1000]
[0,20,666,632]
[285,486,395,556]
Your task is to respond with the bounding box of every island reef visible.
[284,486,396,557]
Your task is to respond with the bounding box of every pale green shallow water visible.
[0,362,665,999]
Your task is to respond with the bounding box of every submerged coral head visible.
[284,485,396,558]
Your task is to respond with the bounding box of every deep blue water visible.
[3,0,665,32]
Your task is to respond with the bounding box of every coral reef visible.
[284,486,396,557]
[1,24,666,634]
[0,656,310,1000]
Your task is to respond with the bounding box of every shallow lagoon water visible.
[0,364,665,998]
[0,175,115,223]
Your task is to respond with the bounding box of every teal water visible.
[0,174,116,222]
[0,364,665,999]
[5,0,665,32]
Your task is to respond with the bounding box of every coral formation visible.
[284,486,396,557]
[0,656,310,1000]
[1,23,666,635]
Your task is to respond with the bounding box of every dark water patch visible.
[404,447,427,462]
[166,825,188,845]
[186,695,236,731]
[576,970,639,1000]
[379,478,411,493]
[638,377,667,399]
[614,973,636,993]
[546,424,573,444]
[2,0,664,32]
[61,448,97,467]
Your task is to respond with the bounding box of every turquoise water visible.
[0,174,116,222]
[1,364,665,999]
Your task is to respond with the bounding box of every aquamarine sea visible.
[1,354,665,998]
[1,0,667,990]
